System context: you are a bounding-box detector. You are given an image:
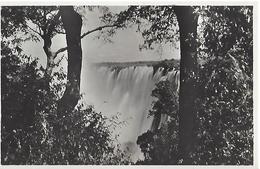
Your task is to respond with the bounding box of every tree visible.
[1,6,131,164]
[2,6,61,84]
[1,6,120,109]
[114,6,198,163]
[114,5,253,164]
[172,6,198,163]
[58,6,83,115]
[190,6,253,164]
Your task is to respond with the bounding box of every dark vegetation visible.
[1,6,131,165]
[133,6,253,165]
[1,5,253,165]
[1,41,132,165]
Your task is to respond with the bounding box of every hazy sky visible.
[21,6,180,68]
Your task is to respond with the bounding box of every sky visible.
[21,6,180,68]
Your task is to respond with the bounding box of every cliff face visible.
[94,59,180,75]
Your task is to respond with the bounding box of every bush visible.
[191,49,253,165]
[1,42,131,164]
[136,79,179,165]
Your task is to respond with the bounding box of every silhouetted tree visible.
[114,5,253,164]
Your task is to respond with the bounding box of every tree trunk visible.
[58,6,83,115]
[173,6,198,164]
[42,9,61,90]
[43,35,55,88]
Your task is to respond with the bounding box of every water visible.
[81,63,179,161]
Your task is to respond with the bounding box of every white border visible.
[0,0,257,6]
[0,0,259,169]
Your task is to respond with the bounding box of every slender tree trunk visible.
[42,9,61,90]
[173,6,198,164]
[58,6,83,115]
[43,35,55,88]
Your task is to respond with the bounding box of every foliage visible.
[192,60,253,164]
[1,41,45,131]
[190,6,253,165]
[1,6,61,41]
[149,79,178,117]
[136,79,179,165]
[134,6,253,165]
[101,6,179,50]
[1,41,131,165]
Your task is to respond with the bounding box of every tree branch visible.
[80,24,119,39]
[54,46,68,58]
[53,24,119,58]
[27,25,42,37]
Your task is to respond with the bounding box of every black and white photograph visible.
[0,2,256,166]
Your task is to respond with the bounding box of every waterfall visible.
[81,62,179,161]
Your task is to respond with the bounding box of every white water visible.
[81,63,179,161]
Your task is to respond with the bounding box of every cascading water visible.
[81,62,179,161]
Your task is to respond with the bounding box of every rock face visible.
[95,59,179,72]
[81,59,179,161]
